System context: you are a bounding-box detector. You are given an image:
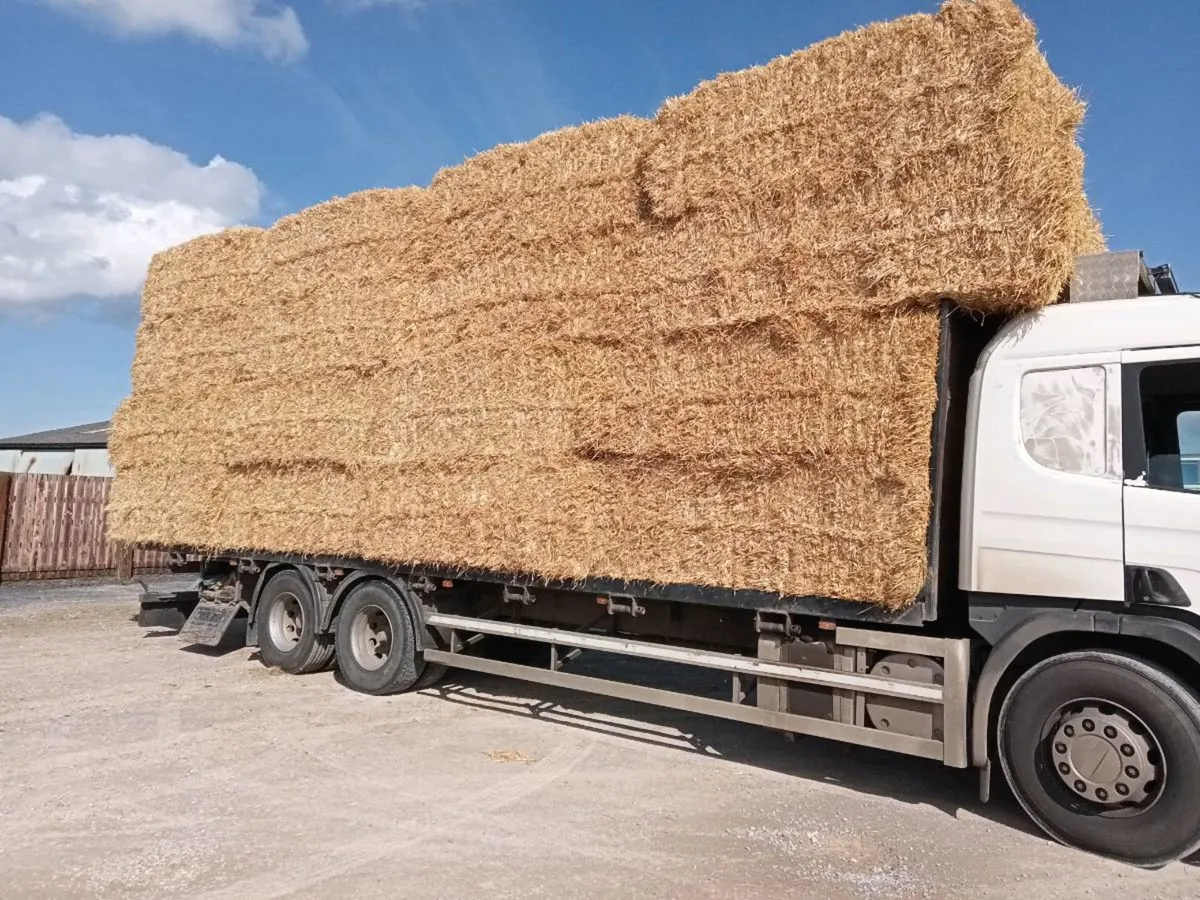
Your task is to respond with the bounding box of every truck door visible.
[1122,348,1200,606]
[964,353,1125,602]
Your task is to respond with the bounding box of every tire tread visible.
[335,580,423,696]
[257,570,331,675]
[998,649,1200,866]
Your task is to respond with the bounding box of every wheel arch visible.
[325,572,426,650]
[972,610,1200,768]
[246,562,325,643]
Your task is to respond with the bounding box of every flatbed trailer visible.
[140,253,1200,866]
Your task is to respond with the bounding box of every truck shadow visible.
[140,618,248,656]
[420,654,1043,846]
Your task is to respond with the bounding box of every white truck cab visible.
[962,254,1200,611]
[959,254,1200,863]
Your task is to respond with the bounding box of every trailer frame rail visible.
[423,612,970,765]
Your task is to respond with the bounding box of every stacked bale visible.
[110,0,1103,609]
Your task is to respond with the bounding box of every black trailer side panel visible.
[923,303,1007,628]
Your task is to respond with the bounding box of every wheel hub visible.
[1049,703,1161,808]
[350,604,392,672]
[269,594,304,650]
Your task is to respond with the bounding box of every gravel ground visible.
[1,579,1198,899]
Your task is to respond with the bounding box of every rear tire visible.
[335,581,425,695]
[257,570,334,675]
[998,650,1200,866]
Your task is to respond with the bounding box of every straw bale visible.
[110,0,1101,610]
[429,117,649,210]
[641,0,1095,312]
[110,455,925,603]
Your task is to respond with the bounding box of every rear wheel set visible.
[256,572,442,692]
[256,571,335,674]
[335,581,444,695]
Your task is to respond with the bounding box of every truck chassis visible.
[141,542,1200,868]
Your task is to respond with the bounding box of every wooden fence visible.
[0,472,170,581]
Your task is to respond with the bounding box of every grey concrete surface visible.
[0,586,1197,898]
[0,574,194,610]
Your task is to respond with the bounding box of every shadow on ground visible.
[133,603,1050,852]
[409,652,1044,847]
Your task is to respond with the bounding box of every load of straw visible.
[110,0,1103,609]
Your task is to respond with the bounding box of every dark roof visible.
[0,421,111,451]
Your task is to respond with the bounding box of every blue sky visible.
[0,0,1197,438]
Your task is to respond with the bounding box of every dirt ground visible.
[1,581,1198,899]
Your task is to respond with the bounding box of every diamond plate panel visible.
[1070,251,1146,303]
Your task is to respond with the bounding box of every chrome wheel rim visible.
[1045,699,1164,814]
[268,592,304,650]
[349,604,391,672]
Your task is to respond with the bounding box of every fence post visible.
[116,542,134,584]
[0,473,10,584]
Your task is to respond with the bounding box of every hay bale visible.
[641,0,1101,312]
[110,0,1101,610]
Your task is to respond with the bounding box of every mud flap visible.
[178,599,243,647]
[138,590,199,630]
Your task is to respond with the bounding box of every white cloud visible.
[39,0,308,61]
[0,114,263,306]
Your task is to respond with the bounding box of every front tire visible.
[998,650,1200,866]
[257,570,334,675]
[335,581,425,695]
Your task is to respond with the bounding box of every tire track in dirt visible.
[191,736,597,900]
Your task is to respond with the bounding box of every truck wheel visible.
[335,581,425,695]
[998,650,1200,866]
[257,570,335,675]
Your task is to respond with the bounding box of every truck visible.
[138,251,1200,867]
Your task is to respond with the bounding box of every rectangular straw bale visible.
[110,453,927,603]
[111,0,1102,610]
[642,0,1099,312]
[429,117,650,211]
[569,310,941,465]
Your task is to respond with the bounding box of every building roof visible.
[0,421,111,451]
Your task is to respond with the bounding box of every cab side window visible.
[1135,361,1200,491]
[1019,366,1108,476]
[1180,411,1200,491]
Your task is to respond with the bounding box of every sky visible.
[0,0,1197,439]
